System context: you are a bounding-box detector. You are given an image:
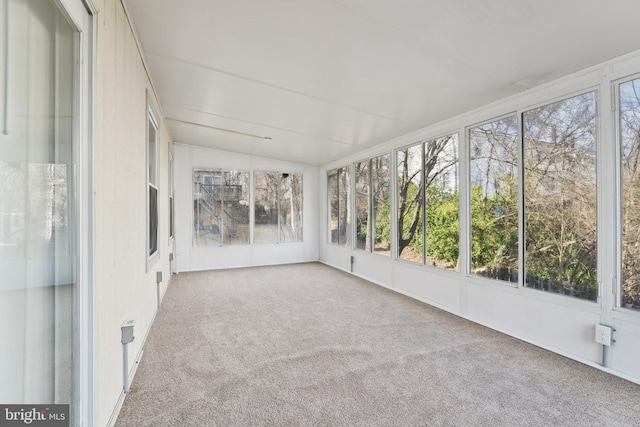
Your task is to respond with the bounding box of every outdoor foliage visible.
[523,92,597,300]
[424,186,458,268]
[396,135,459,268]
[621,78,640,309]
[333,84,640,307]
[469,184,518,274]
[469,117,519,281]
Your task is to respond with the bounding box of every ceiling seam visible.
[145,51,400,123]
[164,103,356,146]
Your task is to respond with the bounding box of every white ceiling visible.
[125,0,640,167]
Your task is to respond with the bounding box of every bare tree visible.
[397,136,457,258]
[621,78,640,307]
[524,92,597,296]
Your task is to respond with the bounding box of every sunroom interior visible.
[3,0,640,425]
[130,0,640,382]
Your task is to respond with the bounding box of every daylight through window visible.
[328,166,351,246]
[620,77,640,310]
[469,116,519,282]
[523,92,597,301]
[355,154,391,256]
[192,169,250,246]
[254,171,303,244]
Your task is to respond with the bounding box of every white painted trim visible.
[119,0,171,134]
[612,73,640,319]
[463,114,519,285]
[106,349,144,427]
[54,0,85,31]
[81,2,97,425]
[146,90,161,272]
[49,0,96,424]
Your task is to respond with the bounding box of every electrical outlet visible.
[595,324,612,346]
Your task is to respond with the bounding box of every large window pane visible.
[328,167,351,246]
[355,154,391,256]
[469,117,519,282]
[148,113,159,259]
[620,78,640,310]
[355,160,370,250]
[328,170,339,243]
[193,169,223,246]
[523,92,597,301]
[372,154,391,256]
[338,166,351,246]
[193,169,249,246]
[425,134,459,271]
[397,144,423,263]
[0,0,76,406]
[279,173,303,243]
[223,170,250,245]
[254,171,279,244]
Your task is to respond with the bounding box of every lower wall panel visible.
[185,243,315,271]
[251,243,310,266]
[351,251,394,288]
[611,315,640,381]
[321,244,640,384]
[465,283,602,363]
[392,263,462,314]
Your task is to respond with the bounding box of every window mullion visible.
[421,142,426,266]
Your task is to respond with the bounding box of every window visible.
[193,170,223,246]
[397,144,423,262]
[169,151,174,241]
[147,99,159,268]
[328,166,351,246]
[193,169,250,246]
[355,160,370,250]
[425,134,459,271]
[397,135,460,268]
[469,116,519,282]
[523,92,597,301]
[328,170,338,243]
[254,171,303,244]
[355,154,391,256]
[254,171,279,244]
[279,172,303,243]
[224,170,250,245]
[620,76,640,310]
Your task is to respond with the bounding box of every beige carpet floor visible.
[116,262,640,426]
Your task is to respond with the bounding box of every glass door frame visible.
[57,0,96,424]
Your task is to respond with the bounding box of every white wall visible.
[92,1,173,425]
[174,144,319,271]
[320,49,640,385]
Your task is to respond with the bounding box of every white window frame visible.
[327,166,351,246]
[521,89,599,302]
[168,147,174,243]
[615,73,640,314]
[277,171,303,244]
[146,91,160,271]
[465,113,520,284]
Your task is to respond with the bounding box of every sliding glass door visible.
[0,0,89,419]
